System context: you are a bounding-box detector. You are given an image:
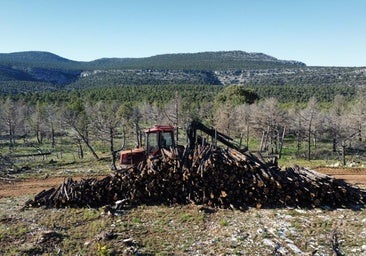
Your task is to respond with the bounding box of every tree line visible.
[1,85,365,169]
[1,83,359,106]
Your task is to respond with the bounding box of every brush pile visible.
[26,145,366,210]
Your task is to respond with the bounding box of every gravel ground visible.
[1,195,366,255]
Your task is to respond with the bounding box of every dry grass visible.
[1,195,366,255]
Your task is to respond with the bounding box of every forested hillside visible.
[0,51,365,98]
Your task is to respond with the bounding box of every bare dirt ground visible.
[315,167,366,189]
[0,175,104,198]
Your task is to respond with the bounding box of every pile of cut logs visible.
[27,145,366,210]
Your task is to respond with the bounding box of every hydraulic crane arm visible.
[186,120,246,152]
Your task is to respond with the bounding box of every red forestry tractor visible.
[119,125,176,168]
[119,120,246,169]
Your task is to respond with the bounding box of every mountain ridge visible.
[1,50,366,95]
[0,50,306,70]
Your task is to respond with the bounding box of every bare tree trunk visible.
[175,91,179,144]
[77,139,84,159]
[296,129,301,156]
[109,126,117,170]
[9,125,14,150]
[135,122,140,147]
[238,132,244,149]
[274,129,279,154]
[111,129,126,171]
[109,126,118,170]
[263,126,270,152]
[333,137,337,153]
[51,123,55,148]
[83,138,98,159]
[73,128,99,160]
[358,128,362,142]
[278,126,286,159]
[246,124,250,149]
[341,142,346,166]
[307,125,311,161]
[259,130,265,152]
[36,128,43,144]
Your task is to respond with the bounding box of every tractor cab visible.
[145,125,175,156]
[119,125,175,168]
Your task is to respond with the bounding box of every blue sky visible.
[0,0,365,66]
